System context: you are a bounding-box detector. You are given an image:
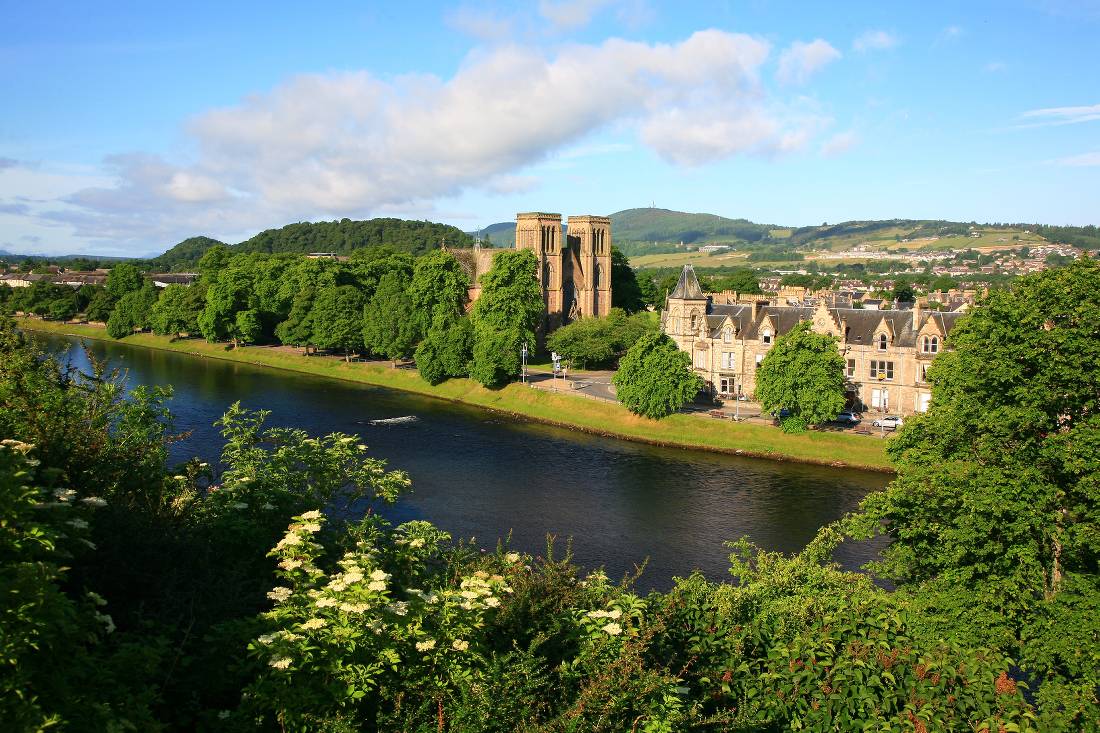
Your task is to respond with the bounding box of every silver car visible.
[872,415,904,429]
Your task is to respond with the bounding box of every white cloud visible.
[538,0,615,30]
[939,25,963,42]
[776,39,841,85]
[853,30,899,52]
[447,7,513,41]
[984,61,1007,73]
[1019,103,1100,126]
[820,130,859,156]
[1054,151,1100,166]
[42,30,839,251]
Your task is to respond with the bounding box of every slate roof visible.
[669,265,706,300]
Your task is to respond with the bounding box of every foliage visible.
[106,285,158,339]
[84,287,115,322]
[408,250,470,334]
[609,246,646,313]
[363,271,421,362]
[150,283,204,338]
[708,268,761,294]
[104,262,144,300]
[469,250,543,388]
[546,308,656,369]
[612,332,702,419]
[415,317,473,385]
[311,285,367,359]
[755,321,847,431]
[847,258,1100,727]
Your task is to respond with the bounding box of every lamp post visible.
[521,342,528,385]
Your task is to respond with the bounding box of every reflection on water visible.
[35,333,890,591]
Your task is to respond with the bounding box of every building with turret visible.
[662,265,961,415]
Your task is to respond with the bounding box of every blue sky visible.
[1,0,1098,256]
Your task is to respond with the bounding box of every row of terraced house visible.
[661,265,962,415]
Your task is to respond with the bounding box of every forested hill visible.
[471,209,1100,255]
[151,218,477,270]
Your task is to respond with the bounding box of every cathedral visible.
[515,212,612,331]
[459,212,613,333]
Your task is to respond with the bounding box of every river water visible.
[35,333,890,590]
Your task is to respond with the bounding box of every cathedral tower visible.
[515,212,564,330]
[566,215,612,319]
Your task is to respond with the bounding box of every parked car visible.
[872,415,904,430]
[835,411,862,424]
[771,408,792,420]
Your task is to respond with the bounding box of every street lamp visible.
[521,342,528,384]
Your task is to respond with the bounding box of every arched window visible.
[594,263,603,289]
[762,328,772,345]
[877,333,888,351]
[723,327,732,343]
[690,313,699,332]
[929,335,939,353]
[543,261,553,287]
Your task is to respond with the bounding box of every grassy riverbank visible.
[18,317,893,471]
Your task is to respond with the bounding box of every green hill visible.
[152,218,477,270]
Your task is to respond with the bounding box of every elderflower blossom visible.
[387,601,409,616]
[279,558,303,571]
[96,612,116,634]
[342,570,364,584]
[300,510,322,520]
[300,522,322,533]
[300,618,326,630]
[275,533,302,550]
[257,634,275,645]
[369,569,389,581]
[86,591,107,607]
[340,602,370,613]
[485,597,500,608]
[452,639,470,651]
[54,488,76,502]
[504,552,520,563]
[314,597,337,608]
[266,587,292,603]
[367,580,386,592]
[415,639,436,652]
[601,622,623,636]
[328,580,348,592]
[408,537,425,549]
[269,657,292,670]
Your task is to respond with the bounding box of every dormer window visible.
[877,333,888,351]
[921,335,939,354]
[723,327,732,343]
[762,329,773,345]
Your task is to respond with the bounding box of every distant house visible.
[147,273,199,287]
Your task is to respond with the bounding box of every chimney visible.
[913,296,923,327]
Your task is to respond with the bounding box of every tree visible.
[892,283,915,303]
[754,321,846,432]
[198,263,254,346]
[609,247,646,313]
[612,332,702,419]
[362,271,420,364]
[106,286,158,339]
[469,250,543,388]
[275,286,318,353]
[47,292,78,321]
[546,309,656,369]
[714,269,762,294]
[84,288,115,322]
[310,285,366,360]
[150,284,201,339]
[408,250,470,334]
[848,259,1100,722]
[415,317,473,385]
[197,244,231,284]
[104,263,143,300]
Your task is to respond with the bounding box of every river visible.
[35,333,890,591]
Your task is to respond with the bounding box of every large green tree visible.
[104,262,144,300]
[546,308,656,369]
[362,271,420,364]
[849,259,1100,725]
[612,332,702,419]
[106,285,158,339]
[150,284,202,339]
[469,250,543,388]
[609,247,646,314]
[414,317,473,385]
[408,249,470,334]
[310,285,366,360]
[755,321,846,432]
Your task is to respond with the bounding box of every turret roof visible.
[670,264,706,300]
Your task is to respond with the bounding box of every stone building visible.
[455,212,613,332]
[661,265,961,415]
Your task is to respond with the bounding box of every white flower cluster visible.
[504,552,521,563]
[266,586,292,603]
[585,608,623,620]
[415,638,436,652]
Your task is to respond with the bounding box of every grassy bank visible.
[18,318,893,472]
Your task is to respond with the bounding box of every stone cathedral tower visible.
[515,211,612,332]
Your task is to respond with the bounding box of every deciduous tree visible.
[311,285,366,360]
[612,332,702,419]
[362,271,420,364]
[755,321,846,432]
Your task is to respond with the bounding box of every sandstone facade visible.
[662,265,960,416]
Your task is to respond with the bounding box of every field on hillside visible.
[629,249,751,269]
